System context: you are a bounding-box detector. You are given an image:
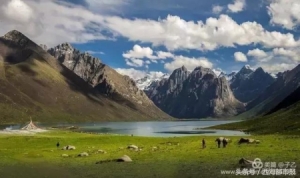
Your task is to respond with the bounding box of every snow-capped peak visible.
[135,72,170,90]
[218,71,237,81]
[241,65,254,71]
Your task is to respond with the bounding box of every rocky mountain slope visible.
[245,64,300,117]
[230,66,275,103]
[47,43,169,113]
[146,66,245,118]
[0,30,171,123]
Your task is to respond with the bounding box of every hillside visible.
[244,64,300,117]
[268,86,300,114]
[0,30,171,124]
[210,100,300,134]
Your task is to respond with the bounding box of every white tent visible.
[21,120,39,130]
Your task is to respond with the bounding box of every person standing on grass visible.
[202,139,206,149]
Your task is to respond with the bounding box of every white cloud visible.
[1,0,299,53]
[122,45,174,67]
[123,45,157,59]
[86,0,129,14]
[2,0,33,23]
[247,48,268,58]
[125,58,144,67]
[228,0,246,13]
[115,68,147,80]
[86,50,105,55]
[0,0,110,46]
[234,52,247,62]
[268,0,300,30]
[250,47,300,74]
[273,48,300,61]
[156,51,174,59]
[256,63,297,74]
[104,15,300,51]
[212,5,224,14]
[164,55,213,72]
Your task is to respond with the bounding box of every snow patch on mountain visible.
[135,72,170,90]
[219,72,237,81]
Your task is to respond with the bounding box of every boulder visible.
[117,155,132,162]
[239,158,254,168]
[127,145,138,150]
[97,150,107,154]
[78,152,89,157]
[61,154,69,157]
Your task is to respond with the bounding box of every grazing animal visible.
[238,138,249,144]
[215,137,230,148]
[216,139,221,148]
[222,139,228,148]
[238,138,260,144]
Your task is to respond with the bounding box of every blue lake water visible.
[1,120,249,137]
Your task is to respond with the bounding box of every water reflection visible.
[0,120,249,137]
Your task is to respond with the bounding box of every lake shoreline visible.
[1,120,248,137]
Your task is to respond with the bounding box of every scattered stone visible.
[78,152,89,157]
[117,155,132,162]
[119,147,124,150]
[152,147,158,151]
[127,145,138,151]
[97,150,107,154]
[239,158,254,168]
[62,154,69,157]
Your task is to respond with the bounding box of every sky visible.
[0,0,300,80]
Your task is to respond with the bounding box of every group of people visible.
[201,137,228,149]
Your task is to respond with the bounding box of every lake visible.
[1,120,248,137]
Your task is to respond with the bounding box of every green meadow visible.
[0,131,299,178]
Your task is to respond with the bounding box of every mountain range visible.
[1,29,300,123]
[0,30,171,123]
[140,63,300,119]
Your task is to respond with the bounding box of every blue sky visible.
[1,0,300,79]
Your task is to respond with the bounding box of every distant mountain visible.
[246,64,300,117]
[145,66,245,118]
[0,30,171,124]
[135,73,169,90]
[230,66,275,103]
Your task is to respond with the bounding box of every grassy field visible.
[0,131,299,178]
